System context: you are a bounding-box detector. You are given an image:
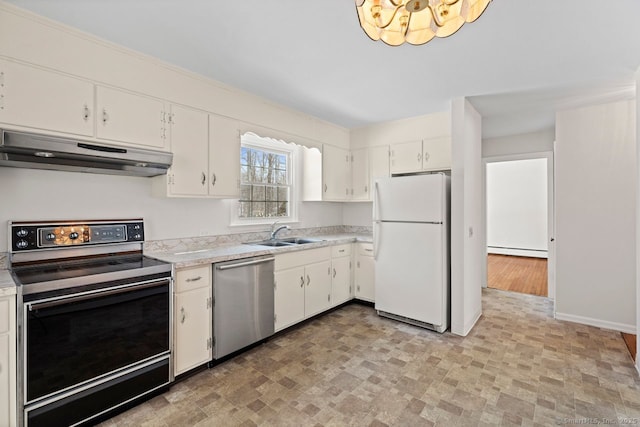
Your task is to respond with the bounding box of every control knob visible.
[16,240,28,249]
[16,228,28,238]
[45,233,56,241]
[133,224,141,230]
[133,233,142,240]
[69,232,80,240]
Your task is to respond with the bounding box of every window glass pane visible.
[276,169,287,185]
[240,166,249,183]
[277,187,289,202]
[276,201,288,216]
[238,202,251,218]
[240,185,251,201]
[265,187,278,201]
[252,202,266,218]
[252,185,266,201]
[265,202,280,217]
[241,147,249,166]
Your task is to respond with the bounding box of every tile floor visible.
[100,289,640,426]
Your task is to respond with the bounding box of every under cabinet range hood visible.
[0,129,173,177]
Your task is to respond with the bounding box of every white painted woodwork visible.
[209,114,241,198]
[0,59,93,136]
[274,267,306,331]
[304,260,332,317]
[350,148,369,200]
[422,136,452,171]
[174,265,212,376]
[168,105,209,196]
[369,145,390,201]
[390,140,422,174]
[0,295,16,427]
[274,247,333,331]
[355,243,375,302]
[322,144,351,201]
[331,244,352,306]
[96,85,167,150]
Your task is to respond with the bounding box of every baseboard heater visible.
[377,311,447,333]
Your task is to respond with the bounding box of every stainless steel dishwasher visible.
[213,255,275,359]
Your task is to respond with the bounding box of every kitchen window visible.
[238,134,294,221]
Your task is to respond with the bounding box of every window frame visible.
[230,133,298,226]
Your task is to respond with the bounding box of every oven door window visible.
[26,280,170,403]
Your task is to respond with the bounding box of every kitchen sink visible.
[247,237,323,247]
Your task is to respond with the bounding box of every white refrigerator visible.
[373,173,450,333]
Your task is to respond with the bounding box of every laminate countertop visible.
[145,234,373,269]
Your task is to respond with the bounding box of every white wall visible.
[486,159,548,257]
[483,128,555,158]
[450,98,483,336]
[555,99,636,333]
[0,167,343,252]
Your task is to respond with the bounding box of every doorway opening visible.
[484,154,554,298]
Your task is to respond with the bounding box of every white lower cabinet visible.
[274,247,331,331]
[355,243,375,302]
[331,244,352,306]
[0,294,16,427]
[173,265,212,376]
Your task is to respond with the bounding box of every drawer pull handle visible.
[365,248,373,252]
[333,268,336,278]
[186,276,202,283]
[300,276,304,288]
[181,307,186,324]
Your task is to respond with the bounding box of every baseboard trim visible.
[555,312,636,334]
[452,309,482,336]
[488,247,548,258]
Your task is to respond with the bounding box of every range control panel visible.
[10,220,145,252]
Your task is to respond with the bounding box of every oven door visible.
[23,276,171,405]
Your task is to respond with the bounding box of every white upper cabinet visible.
[350,148,369,201]
[390,137,451,174]
[167,105,209,196]
[209,114,241,198]
[390,140,422,174]
[369,145,390,201]
[0,59,94,136]
[421,136,451,171]
[96,85,167,150]
[323,144,351,201]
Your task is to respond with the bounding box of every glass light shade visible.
[355,0,491,46]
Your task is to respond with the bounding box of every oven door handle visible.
[27,279,169,311]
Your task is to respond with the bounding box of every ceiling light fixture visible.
[355,0,491,46]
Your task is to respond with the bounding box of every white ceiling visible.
[6,0,640,138]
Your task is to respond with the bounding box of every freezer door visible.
[374,222,446,327]
[373,174,445,223]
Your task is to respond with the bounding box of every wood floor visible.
[487,254,548,297]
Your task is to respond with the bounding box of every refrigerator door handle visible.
[373,220,381,261]
[373,181,380,222]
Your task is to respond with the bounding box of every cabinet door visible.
[174,286,212,376]
[0,59,94,136]
[96,86,166,150]
[370,145,390,201]
[351,148,369,201]
[390,140,422,174]
[0,333,10,427]
[356,255,375,302]
[209,114,241,198]
[331,256,352,306]
[422,136,451,171]
[274,267,306,331]
[168,105,209,196]
[304,260,332,317]
[322,144,350,201]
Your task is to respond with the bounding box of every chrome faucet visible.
[270,221,290,240]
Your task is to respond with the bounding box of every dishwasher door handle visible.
[216,257,276,270]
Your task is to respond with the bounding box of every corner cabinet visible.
[369,145,390,201]
[350,148,369,201]
[274,247,332,331]
[96,85,168,150]
[0,59,94,137]
[173,265,212,376]
[355,243,375,302]
[0,294,16,427]
[390,137,451,175]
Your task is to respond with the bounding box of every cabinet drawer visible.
[331,244,352,258]
[0,297,9,334]
[175,265,211,293]
[275,247,331,271]
[358,243,374,256]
